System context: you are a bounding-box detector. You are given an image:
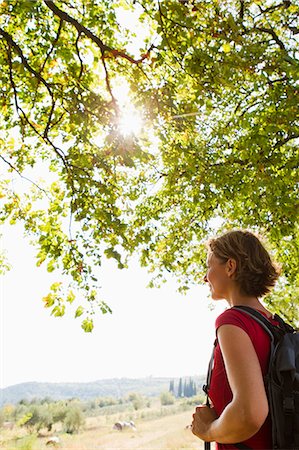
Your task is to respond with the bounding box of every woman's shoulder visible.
[215,308,255,332]
[216,307,246,322]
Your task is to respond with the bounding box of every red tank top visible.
[208,308,278,450]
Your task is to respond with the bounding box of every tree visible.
[187,378,197,397]
[183,379,187,397]
[169,379,175,394]
[64,404,85,434]
[21,405,42,432]
[192,379,197,397]
[18,403,54,432]
[50,401,68,425]
[160,391,175,405]
[182,377,197,397]
[1,0,298,328]
[177,377,183,398]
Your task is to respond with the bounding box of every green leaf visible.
[51,304,65,317]
[81,318,94,332]
[75,306,84,318]
[66,289,75,303]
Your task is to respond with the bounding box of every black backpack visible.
[203,305,299,450]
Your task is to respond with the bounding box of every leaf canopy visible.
[1,0,298,328]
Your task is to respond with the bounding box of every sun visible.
[118,105,143,137]
[112,79,143,137]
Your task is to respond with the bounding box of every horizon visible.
[2,373,207,390]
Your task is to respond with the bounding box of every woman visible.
[191,230,280,449]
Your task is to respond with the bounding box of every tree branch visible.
[43,0,154,64]
[257,1,291,17]
[239,100,262,117]
[101,55,118,110]
[0,155,51,198]
[239,0,245,21]
[0,27,53,96]
[39,18,63,76]
[32,20,63,107]
[44,99,56,138]
[75,32,84,80]
[1,26,58,141]
[267,76,288,85]
[288,26,299,35]
[49,110,66,129]
[253,26,286,51]
[6,44,69,170]
[243,25,297,65]
[43,0,109,53]
[274,133,299,149]
[233,89,256,114]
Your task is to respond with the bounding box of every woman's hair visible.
[207,230,281,297]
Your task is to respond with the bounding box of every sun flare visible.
[118,105,143,136]
[113,79,143,137]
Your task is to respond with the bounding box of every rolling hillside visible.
[0,376,205,405]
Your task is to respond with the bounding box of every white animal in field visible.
[113,420,136,431]
[46,436,61,446]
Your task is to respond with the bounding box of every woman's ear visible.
[226,258,237,278]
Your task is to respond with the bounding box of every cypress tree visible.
[193,380,197,396]
[178,378,183,398]
[183,379,187,397]
[169,379,174,394]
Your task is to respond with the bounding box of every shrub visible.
[160,391,175,406]
[50,402,68,424]
[128,393,145,411]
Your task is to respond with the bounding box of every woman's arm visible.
[192,324,269,443]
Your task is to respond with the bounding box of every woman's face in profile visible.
[204,252,230,301]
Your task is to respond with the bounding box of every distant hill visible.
[0,376,205,406]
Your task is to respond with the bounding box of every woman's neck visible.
[226,290,262,309]
[227,296,272,318]
[224,286,271,317]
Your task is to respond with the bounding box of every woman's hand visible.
[191,404,218,441]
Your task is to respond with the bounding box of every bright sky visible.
[1,223,225,389]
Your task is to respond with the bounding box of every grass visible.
[1,404,213,450]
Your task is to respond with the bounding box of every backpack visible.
[203,305,299,450]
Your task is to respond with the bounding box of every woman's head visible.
[206,230,281,298]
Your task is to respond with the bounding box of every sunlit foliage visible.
[1,0,298,328]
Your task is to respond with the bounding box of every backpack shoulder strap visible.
[272,313,296,334]
[232,305,286,343]
[203,338,218,450]
[203,338,217,401]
